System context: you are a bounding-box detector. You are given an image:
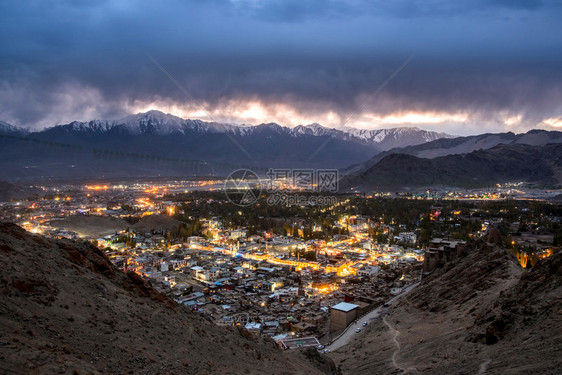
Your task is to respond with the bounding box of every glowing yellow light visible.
[86,185,109,191]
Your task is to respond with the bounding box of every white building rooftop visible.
[331,302,359,312]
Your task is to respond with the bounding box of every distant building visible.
[397,232,417,244]
[245,322,261,334]
[176,292,205,306]
[515,229,554,250]
[423,238,466,273]
[356,265,379,278]
[330,302,359,332]
[230,229,247,240]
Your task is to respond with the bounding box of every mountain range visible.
[0,111,452,181]
[3,111,562,189]
[341,143,562,190]
[342,129,562,190]
[345,129,562,174]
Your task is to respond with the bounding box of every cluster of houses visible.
[11,182,562,346]
[93,228,423,343]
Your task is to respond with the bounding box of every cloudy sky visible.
[1,0,561,135]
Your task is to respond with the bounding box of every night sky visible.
[1,0,561,135]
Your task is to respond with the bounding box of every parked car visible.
[362,322,368,327]
[355,328,361,333]
[323,349,331,354]
[317,345,325,350]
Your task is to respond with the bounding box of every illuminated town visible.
[1,179,559,347]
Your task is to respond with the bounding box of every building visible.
[397,232,417,244]
[330,302,359,332]
[423,238,466,273]
[356,265,379,278]
[230,229,247,240]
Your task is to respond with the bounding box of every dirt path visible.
[383,316,403,371]
[383,316,420,374]
[478,359,492,374]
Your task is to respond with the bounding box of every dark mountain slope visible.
[0,180,41,201]
[331,238,562,374]
[0,112,452,180]
[345,129,562,174]
[0,222,330,374]
[341,143,562,190]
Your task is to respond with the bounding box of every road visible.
[325,282,419,352]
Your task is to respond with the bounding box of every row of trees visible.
[161,191,562,251]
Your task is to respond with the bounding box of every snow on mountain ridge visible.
[67,120,117,133]
[25,110,453,149]
[291,123,344,137]
[0,121,25,134]
[57,111,240,135]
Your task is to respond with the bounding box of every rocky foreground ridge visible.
[0,222,333,374]
[332,235,562,374]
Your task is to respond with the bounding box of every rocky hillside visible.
[0,222,332,374]
[331,237,562,374]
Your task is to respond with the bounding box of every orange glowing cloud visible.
[124,97,555,135]
[543,117,562,128]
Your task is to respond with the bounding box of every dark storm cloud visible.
[0,0,561,133]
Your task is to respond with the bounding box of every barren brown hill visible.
[47,215,129,238]
[0,180,41,201]
[133,214,182,233]
[0,222,332,374]
[331,240,562,374]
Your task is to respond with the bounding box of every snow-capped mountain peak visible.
[291,123,332,136]
[304,123,327,131]
[341,126,454,149]
[27,110,453,151]
[117,110,194,135]
[0,121,28,135]
[67,120,115,133]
